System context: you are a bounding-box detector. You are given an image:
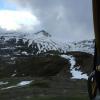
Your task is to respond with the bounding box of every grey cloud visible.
[0,27,7,33]
[9,0,94,41]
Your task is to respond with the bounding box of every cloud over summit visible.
[6,0,94,41]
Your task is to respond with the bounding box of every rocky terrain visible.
[0,30,95,100]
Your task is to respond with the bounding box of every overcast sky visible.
[0,0,94,42]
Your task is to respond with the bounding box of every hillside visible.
[0,30,94,78]
[0,30,95,100]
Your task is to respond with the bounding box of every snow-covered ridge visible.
[0,30,70,55]
[69,39,94,55]
[0,30,94,55]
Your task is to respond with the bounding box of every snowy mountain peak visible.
[0,29,94,56]
[34,30,51,37]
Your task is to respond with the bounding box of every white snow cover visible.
[61,55,88,79]
[11,70,17,77]
[1,86,17,90]
[69,40,94,55]
[17,81,33,86]
[25,36,94,55]
[32,36,69,54]
[1,80,33,90]
[0,31,94,55]
[11,73,16,77]
[0,82,9,85]
[21,51,29,55]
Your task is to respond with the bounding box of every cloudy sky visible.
[0,0,94,41]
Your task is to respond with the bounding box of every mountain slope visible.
[0,30,94,78]
[0,30,94,56]
[69,40,95,55]
[0,30,70,56]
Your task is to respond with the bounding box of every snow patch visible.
[61,55,88,79]
[17,81,33,86]
[71,67,88,79]
[0,82,9,85]
[1,86,17,90]
[11,73,16,77]
[1,80,33,90]
[11,70,17,77]
[21,51,29,55]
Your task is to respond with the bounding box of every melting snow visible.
[17,81,33,86]
[68,40,94,55]
[11,73,16,77]
[1,80,33,90]
[0,82,9,85]
[11,70,17,77]
[21,51,29,55]
[61,55,88,80]
[1,86,18,90]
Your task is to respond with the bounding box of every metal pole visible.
[92,0,100,55]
